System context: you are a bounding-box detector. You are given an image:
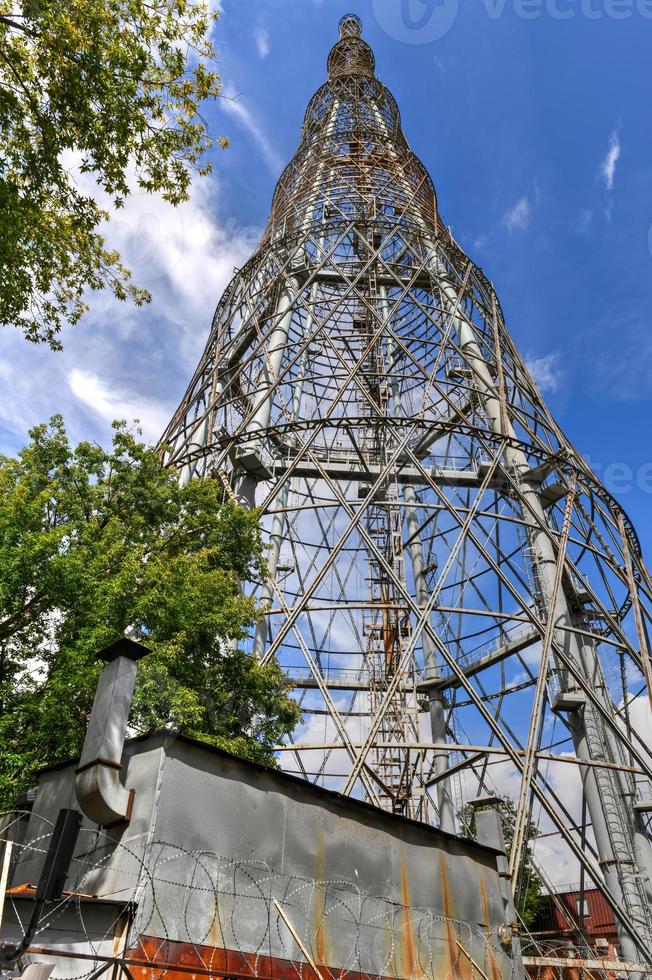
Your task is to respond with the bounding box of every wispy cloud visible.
[58,151,261,346]
[254,26,270,59]
[526,353,562,394]
[600,129,621,191]
[575,208,593,234]
[593,322,652,401]
[221,89,283,175]
[501,196,530,232]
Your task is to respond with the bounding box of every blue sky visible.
[1,0,651,552]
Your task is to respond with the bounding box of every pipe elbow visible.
[74,638,149,827]
[75,760,133,827]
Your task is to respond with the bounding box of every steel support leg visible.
[438,269,652,962]
[404,482,455,833]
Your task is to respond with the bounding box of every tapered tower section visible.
[163,15,652,966]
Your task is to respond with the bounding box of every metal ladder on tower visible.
[579,664,652,943]
[355,266,421,815]
[510,458,652,952]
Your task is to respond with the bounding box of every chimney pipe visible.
[75,637,149,827]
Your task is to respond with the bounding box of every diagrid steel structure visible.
[162,14,652,966]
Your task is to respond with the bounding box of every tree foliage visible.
[0,418,300,811]
[460,797,546,930]
[0,0,226,347]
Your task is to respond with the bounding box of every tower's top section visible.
[338,13,362,37]
[264,9,438,251]
[328,14,375,78]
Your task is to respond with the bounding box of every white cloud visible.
[70,162,261,347]
[619,692,652,774]
[501,196,531,232]
[600,129,621,191]
[283,696,372,793]
[456,748,589,888]
[68,369,170,441]
[525,352,562,394]
[221,89,284,175]
[469,233,489,255]
[254,26,270,58]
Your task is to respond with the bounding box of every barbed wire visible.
[1,818,518,980]
[6,816,648,978]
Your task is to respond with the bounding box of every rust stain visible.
[207,892,222,950]
[478,874,490,931]
[7,882,97,899]
[399,852,420,979]
[129,932,414,980]
[440,855,454,922]
[313,826,328,967]
[486,940,502,979]
[439,856,473,980]
[122,929,511,980]
[478,875,501,980]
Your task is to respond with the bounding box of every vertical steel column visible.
[248,88,340,650]
[178,415,210,487]
[369,107,459,830]
[437,267,652,962]
[251,307,313,661]
[381,282,455,830]
[235,91,339,510]
[404,482,456,832]
[234,277,298,508]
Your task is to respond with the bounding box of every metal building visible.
[1,731,516,979]
[162,13,652,969]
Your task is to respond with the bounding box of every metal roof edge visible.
[36,729,504,857]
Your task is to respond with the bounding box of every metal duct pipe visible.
[75,637,149,827]
[472,798,524,975]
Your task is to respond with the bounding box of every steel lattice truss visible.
[162,14,652,966]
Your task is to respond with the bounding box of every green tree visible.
[0,417,300,811]
[460,797,546,930]
[0,0,226,347]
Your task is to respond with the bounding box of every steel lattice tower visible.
[163,14,652,966]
